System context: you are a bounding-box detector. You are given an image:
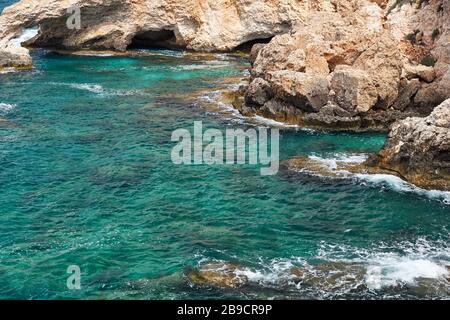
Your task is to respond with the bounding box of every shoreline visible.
[5,46,449,192]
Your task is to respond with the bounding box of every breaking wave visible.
[198,89,311,129]
[298,154,450,205]
[69,83,105,94]
[0,103,16,114]
[195,237,449,299]
[49,82,147,97]
[171,60,231,71]
[353,173,450,205]
[317,238,450,292]
[308,153,368,170]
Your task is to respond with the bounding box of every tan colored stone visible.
[187,263,248,289]
[330,66,378,114]
[0,0,309,68]
[268,70,329,112]
[375,98,450,191]
[404,63,436,83]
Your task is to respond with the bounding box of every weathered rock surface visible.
[240,0,450,130]
[0,45,32,69]
[0,0,307,67]
[283,100,450,190]
[187,263,248,289]
[386,0,450,105]
[372,98,450,190]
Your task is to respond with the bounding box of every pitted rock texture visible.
[372,98,450,190]
[242,0,450,131]
[0,0,307,67]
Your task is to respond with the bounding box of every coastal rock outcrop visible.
[371,98,450,191]
[0,44,32,69]
[0,0,307,68]
[284,99,450,191]
[241,0,450,131]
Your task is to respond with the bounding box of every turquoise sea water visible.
[0,1,449,300]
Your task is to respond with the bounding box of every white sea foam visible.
[198,238,449,297]
[10,27,39,46]
[75,52,115,57]
[298,154,450,204]
[0,103,16,114]
[317,238,450,291]
[308,153,368,170]
[0,68,17,74]
[172,60,231,71]
[50,82,146,97]
[135,49,185,58]
[69,83,105,94]
[365,257,448,290]
[199,90,308,129]
[354,173,450,204]
[198,90,244,119]
[251,115,302,129]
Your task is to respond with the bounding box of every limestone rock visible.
[392,78,421,111]
[375,98,450,190]
[242,1,408,130]
[0,45,32,69]
[330,66,378,114]
[414,68,450,109]
[268,70,329,112]
[245,77,272,107]
[187,263,248,289]
[404,63,436,83]
[249,43,265,66]
[0,0,308,68]
[385,0,450,108]
[257,99,304,124]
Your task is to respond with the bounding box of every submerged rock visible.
[187,263,248,289]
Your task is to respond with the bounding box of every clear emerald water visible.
[1,2,449,300]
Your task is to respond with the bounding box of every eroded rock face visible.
[373,99,450,190]
[283,101,450,190]
[0,45,32,69]
[386,0,450,106]
[0,0,308,67]
[241,0,450,130]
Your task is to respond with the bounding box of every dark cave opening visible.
[235,36,274,52]
[128,29,180,50]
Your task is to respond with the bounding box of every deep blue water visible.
[0,1,449,300]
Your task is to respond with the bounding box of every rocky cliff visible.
[240,0,450,131]
[1,1,449,111]
[370,98,450,191]
[0,0,308,68]
[0,0,449,190]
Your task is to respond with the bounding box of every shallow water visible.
[0,1,449,300]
